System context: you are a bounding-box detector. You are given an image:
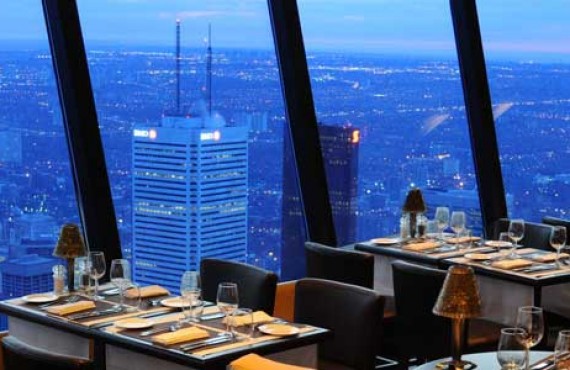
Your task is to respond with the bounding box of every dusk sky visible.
[1,1,570,60]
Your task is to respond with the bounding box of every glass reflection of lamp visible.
[53,224,87,293]
[433,265,481,370]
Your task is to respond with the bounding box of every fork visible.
[39,295,80,309]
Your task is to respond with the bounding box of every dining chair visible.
[491,218,553,251]
[1,336,93,370]
[295,278,385,370]
[229,353,316,370]
[543,216,570,233]
[390,260,502,368]
[200,258,278,314]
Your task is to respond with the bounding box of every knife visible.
[180,335,232,352]
[200,312,225,321]
[90,309,175,329]
[68,307,121,320]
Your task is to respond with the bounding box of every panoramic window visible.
[77,0,303,287]
[478,0,570,222]
[298,0,482,243]
[0,4,82,326]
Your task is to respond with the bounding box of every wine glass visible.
[497,328,527,370]
[217,282,239,336]
[181,271,202,323]
[88,251,106,300]
[450,211,466,239]
[435,207,450,240]
[516,306,544,370]
[110,259,131,311]
[555,330,570,369]
[508,219,525,259]
[550,226,567,269]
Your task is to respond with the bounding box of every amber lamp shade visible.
[53,223,87,293]
[433,265,481,370]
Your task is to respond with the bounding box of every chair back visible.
[305,242,374,289]
[391,260,451,360]
[294,278,384,370]
[491,218,553,251]
[1,336,93,370]
[200,259,278,314]
[543,216,570,233]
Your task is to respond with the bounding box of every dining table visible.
[415,351,552,370]
[0,288,329,370]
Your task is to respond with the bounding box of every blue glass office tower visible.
[131,115,248,292]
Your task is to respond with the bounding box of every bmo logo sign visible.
[133,129,157,139]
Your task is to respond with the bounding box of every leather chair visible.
[200,258,278,314]
[390,260,502,367]
[491,218,553,251]
[543,216,570,233]
[295,278,384,370]
[1,336,93,370]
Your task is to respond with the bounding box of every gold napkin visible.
[124,285,169,299]
[45,301,96,316]
[230,354,316,370]
[533,253,570,263]
[151,326,209,346]
[492,259,533,270]
[223,310,274,327]
[402,241,440,251]
[447,236,481,244]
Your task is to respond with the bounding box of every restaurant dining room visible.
[0,0,569,369]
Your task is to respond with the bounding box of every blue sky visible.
[1,0,570,60]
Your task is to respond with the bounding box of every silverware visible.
[180,334,232,352]
[39,295,80,309]
[515,264,557,273]
[140,323,180,337]
[199,312,225,321]
[91,309,174,329]
[68,306,122,320]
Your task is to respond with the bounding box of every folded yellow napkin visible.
[533,253,570,263]
[223,310,274,327]
[402,241,440,251]
[492,259,533,270]
[447,236,481,244]
[151,326,209,346]
[124,285,169,299]
[230,354,316,370]
[45,301,96,316]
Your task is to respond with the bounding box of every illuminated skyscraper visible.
[281,123,360,279]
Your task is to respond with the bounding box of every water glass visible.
[435,207,450,240]
[555,330,570,369]
[498,232,512,254]
[124,282,142,312]
[450,211,466,238]
[508,219,525,259]
[217,282,239,335]
[517,306,544,370]
[426,220,438,236]
[231,308,254,340]
[181,271,202,322]
[550,226,567,269]
[497,328,527,370]
[110,259,131,311]
[88,251,106,300]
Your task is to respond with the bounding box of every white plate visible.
[22,293,59,304]
[160,297,186,308]
[371,237,401,245]
[115,318,154,329]
[464,253,494,261]
[485,240,512,248]
[258,323,300,337]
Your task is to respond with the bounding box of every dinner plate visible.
[22,293,59,304]
[485,240,512,248]
[464,253,494,261]
[160,297,186,308]
[115,318,154,329]
[370,237,401,245]
[258,323,300,337]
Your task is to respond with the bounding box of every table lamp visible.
[402,188,426,238]
[53,223,87,293]
[433,265,481,370]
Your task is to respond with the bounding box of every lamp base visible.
[435,360,477,370]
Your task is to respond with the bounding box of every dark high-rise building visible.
[281,123,360,279]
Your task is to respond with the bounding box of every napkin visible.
[223,310,274,327]
[447,236,481,244]
[230,354,316,370]
[124,285,169,299]
[533,253,570,263]
[151,326,209,346]
[491,259,533,270]
[402,241,440,252]
[45,301,96,316]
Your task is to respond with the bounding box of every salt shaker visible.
[53,265,66,296]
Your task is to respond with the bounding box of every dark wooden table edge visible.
[353,243,443,267]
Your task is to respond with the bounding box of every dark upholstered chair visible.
[390,260,502,367]
[295,278,384,370]
[491,218,553,251]
[1,336,93,370]
[200,259,278,314]
[543,216,570,233]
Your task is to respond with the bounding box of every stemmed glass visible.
[110,259,131,311]
[555,330,570,369]
[550,226,567,269]
[217,282,239,336]
[181,271,202,323]
[497,328,527,370]
[88,251,106,300]
[435,207,450,241]
[516,306,544,370]
[508,219,525,259]
[450,211,466,240]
